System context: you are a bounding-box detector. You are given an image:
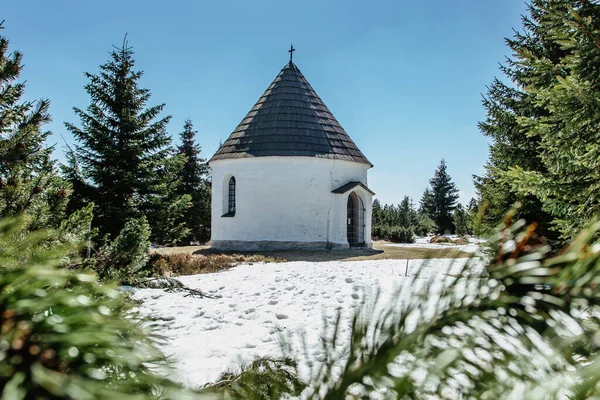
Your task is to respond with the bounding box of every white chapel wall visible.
[210,156,370,248]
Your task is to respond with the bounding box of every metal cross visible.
[288,44,295,61]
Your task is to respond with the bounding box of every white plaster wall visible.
[210,157,372,247]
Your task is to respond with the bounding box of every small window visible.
[228,176,236,214]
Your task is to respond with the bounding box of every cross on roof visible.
[288,44,295,61]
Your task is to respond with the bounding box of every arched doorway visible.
[347,192,365,246]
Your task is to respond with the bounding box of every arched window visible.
[228,176,236,214]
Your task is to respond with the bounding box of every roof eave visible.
[332,181,375,196]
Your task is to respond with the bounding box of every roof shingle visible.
[210,61,372,166]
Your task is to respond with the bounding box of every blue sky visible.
[4,0,528,206]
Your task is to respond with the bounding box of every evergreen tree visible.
[453,203,471,236]
[503,1,600,240]
[176,119,211,244]
[419,188,434,215]
[398,195,417,228]
[0,217,191,398]
[0,22,68,229]
[372,199,382,226]
[420,160,459,234]
[64,38,190,244]
[474,0,573,241]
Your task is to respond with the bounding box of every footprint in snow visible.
[345,277,354,283]
[351,293,360,300]
[268,299,279,305]
[244,343,256,348]
[203,325,220,331]
[285,286,295,291]
[275,313,288,320]
[268,326,282,334]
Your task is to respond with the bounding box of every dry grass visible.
[148,253,284,277]
[152,241,472,265]
[429,235,470,245]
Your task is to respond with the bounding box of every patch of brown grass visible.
[149,253,285,277]
[429,235,470,245]
[429,235,453,244]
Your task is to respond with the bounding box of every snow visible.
[132,257,474,389]
[383,235,486,254]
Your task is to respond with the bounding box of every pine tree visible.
[0,22,68,229]
[474,0,572,241]
[64,38,190,244]
[420,160,459,234]
[176,119,211,244]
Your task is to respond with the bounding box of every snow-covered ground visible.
[383,235,486,253]
[132,257,474,388]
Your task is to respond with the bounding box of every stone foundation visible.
[210,240,372,251]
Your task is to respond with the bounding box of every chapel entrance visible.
[347,192,365,246]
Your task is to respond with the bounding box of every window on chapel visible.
[228,176,236,214]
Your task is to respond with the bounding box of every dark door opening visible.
[347,192,364,246]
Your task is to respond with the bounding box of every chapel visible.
[209,48,374,250]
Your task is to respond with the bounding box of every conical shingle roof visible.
[210,61,372,166]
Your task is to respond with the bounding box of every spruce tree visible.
[474,0,572,241]
[398,196,417,228]
[476,0,600,242]
[0,22,68,229]
[64,38,190,244]
[420,160,459,234]
[453,203,471,236]
[372,199,382,226]
[503,1,600,240]
[176,119,211,244]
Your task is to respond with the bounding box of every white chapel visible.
[209,50,374,250]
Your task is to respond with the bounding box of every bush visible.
[204,357,306,399]
[387,226,415,243]
[0,217,191,399]
[149,252,283,277]
[371,225,384,240]
[89,217,151,284]
[414,213,436,236]
[302,218,600,398]
[371,225,415,243]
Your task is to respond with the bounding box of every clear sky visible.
[4,0,528,206]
